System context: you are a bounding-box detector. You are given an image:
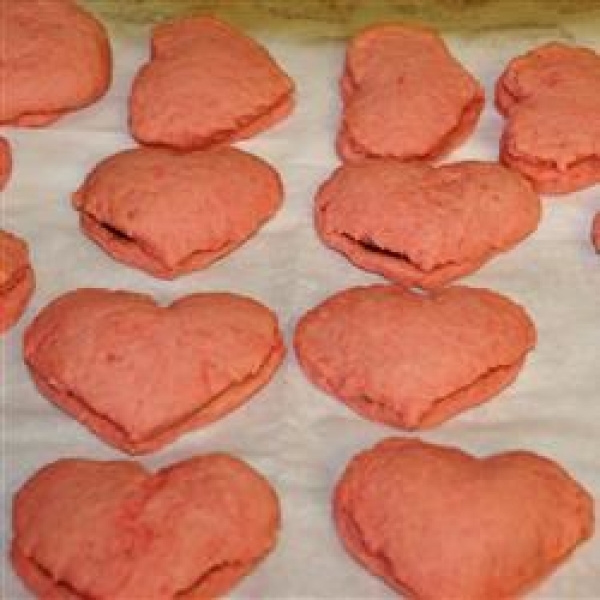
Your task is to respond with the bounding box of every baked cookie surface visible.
[24,289,285,453]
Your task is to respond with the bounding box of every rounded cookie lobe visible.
[24,289,285,453]
[0,137,12,189]
[12,453,280,599]
[72,146,283,279]
[294,285,536,429]
[129,16,295,149]
[315,160,541,289]
[496,43,600,194]
[334,438,594,599]
[0,230,35,334]
[0,0,111,127]
[338,23,484,162]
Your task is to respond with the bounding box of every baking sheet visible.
[2,18,600,600]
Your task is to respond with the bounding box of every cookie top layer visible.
[496,43,600,193]
[295,285,536,429]
[73,147,283,278]
[24,289,284,452]
[316,160,541,289]
[334,438,594,599]
[0,0,111,127]
[130,16,294,149]
[338,24,484,162]
[13,454,279,599]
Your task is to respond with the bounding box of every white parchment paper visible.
[2,21,599,599]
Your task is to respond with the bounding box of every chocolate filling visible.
[345,234,414,262]
[83,213,233,274]
[340,232,459,274]
[97,221,136,244]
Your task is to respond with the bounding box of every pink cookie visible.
[338,24,484,162]
[130,17,294,149]
[295,285,536,429]
[316,160,541,289]
[73,147,283,279]
[0,0,111,127]
[0,137,12,189]
[0,230,35,334]
[335,438,594,599]
[13,454,279,599]
[497,43,600,194]
[24,289,285,453]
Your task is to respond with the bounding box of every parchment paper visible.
[2,20,599,599]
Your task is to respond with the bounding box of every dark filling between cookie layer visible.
[98,222,135,243]
[340,232,459,274]
[85,214,233,274]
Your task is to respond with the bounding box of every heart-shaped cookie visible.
[24,289,284,453]
[338,24,483,162]
[334,438,594,599]
[315,160,541,289]
[12,453,280,599]
[130,16,294,149]
[295,285,536,430]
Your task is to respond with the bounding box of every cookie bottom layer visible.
[27,339,285,453]
[320,228,489,290]
[501,143,600,194]
[132,92,294,150]
[301,356,525,430]
[11,540,259,600]
[80,213,241,279]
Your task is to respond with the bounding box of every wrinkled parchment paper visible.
[2,21,599,599]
